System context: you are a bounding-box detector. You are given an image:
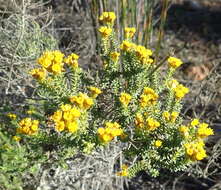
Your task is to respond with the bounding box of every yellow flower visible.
[83,97,94,110]
[146,118,160,131]
[154,140,162,147]
[100,133,113,143]
[99,12,116,24]
[30,68,47,81]
[184,141,207,161]
[173,84,189,100]
[120,40,135,52]
[51,104,81,133]
[61,106,81,121]
[51,63,63,75]
[143,87,155,95]
[70,93,94,110]
[30,124,38,132]
[199,123,208,128]
[191,119,199,127]
[12,136,21,142]
[167,79,179,89]
[51,110,63,122]
[88,86,102,98]
[66,121,78,133]
[179,125,188,133]
[55,121,65,132]
[167,56,183,69]
[97,127,105,135]
[64,53,79,69]
[7,113,17,120]
[124,27,136,38]
[53,50,65,64]
[116,164,129,177]
[134,113,144,128]
[119,92,132,107]
[139,87,158,107]
[134,45,152,60]
[32,120,39,125]
[60,104,72,112]
[110,52,120,62]
[197,123,214,139]
[19,118,32,128]
[98,26,112,38]
[69,108,81,118]
[141,57,154,65]
[171,111,179,123]
[37,52,53,69]
[98,122,123,143]
[63,111,74,121]
[17,118,39,135]
[179,125,189,138]
[162,111,170,121]
[37,50,64,75]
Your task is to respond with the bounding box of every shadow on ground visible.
[165,1,221,43]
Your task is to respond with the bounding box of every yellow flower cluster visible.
[179,119,213,161]
[167,79,179,89]
[154,140,162,147]
[139,87,158,107]
[88,86,102,98]
[196,123,214,139]
[110,52,120,62]
[162,111,179,123]
[99,12,116,24]
[116,164,128,177]
[167,79,189,100]
[30,68,47,81]
[64,53,79,69]
[134,45,153,65]
[124,27,136,38]
[7,113,17,120]
[119,92,132,107]
[191,118,199,126]
[167,56,183,69]
[146,117,160,131]
[120,40,135,52]
[184,140,207,161]
[134,113,160,131]
[179,119,213,140]
[134,113,144,128]
[37,50,65,75]
[70,93,94,110]
[179,125,189,138]
[173,84,189,100]
[98,26,112,38]
[97,122,123,143]
[51,104,81,133]
[120,42,153,65]
[17,118,39,135]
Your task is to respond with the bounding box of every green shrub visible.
[1,12,214,190]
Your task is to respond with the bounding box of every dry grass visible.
[0,0,57,106]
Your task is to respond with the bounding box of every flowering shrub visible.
[3,12,214,181]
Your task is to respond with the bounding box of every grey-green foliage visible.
[0,13,58,98]
[0,14,57,60]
